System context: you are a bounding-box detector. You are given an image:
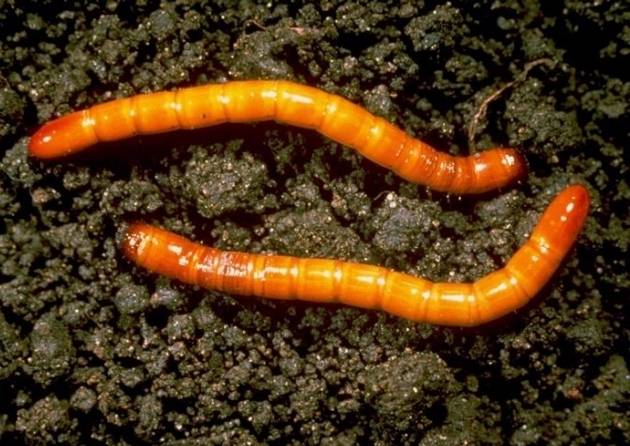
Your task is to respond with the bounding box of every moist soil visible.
[0,1,627,444]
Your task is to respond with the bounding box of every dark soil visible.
[0,1,627,444]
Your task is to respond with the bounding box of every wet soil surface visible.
[0,1,627,444]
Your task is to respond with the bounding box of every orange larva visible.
[28,80,526,194]
[120,185,589,326]
[29,79,587,326]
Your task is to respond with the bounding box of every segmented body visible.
[121,185,589,326]
[28,80,526,194]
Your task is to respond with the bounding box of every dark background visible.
[0,1,627,444]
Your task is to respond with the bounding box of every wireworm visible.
[120,185,589,326]
[28,80,526,194]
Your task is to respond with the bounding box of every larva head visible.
[469,148,528,193]
[120,222,156,265]
[29,111,96,159]
[501,149,528,181]
[120,223,203,285]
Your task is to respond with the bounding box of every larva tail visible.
[531,184,590,255]
[473,184,590,325]
[29,111,96,159]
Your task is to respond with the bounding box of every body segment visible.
[121,185,589,326]
[29,80,525,194]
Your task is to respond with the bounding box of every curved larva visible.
[120,185,589,327]
[29,80,526,194]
